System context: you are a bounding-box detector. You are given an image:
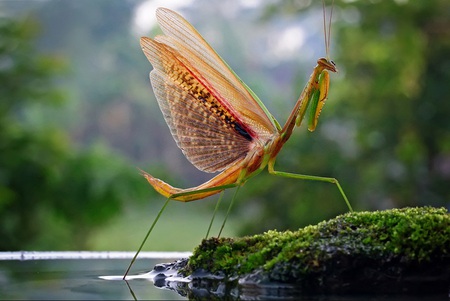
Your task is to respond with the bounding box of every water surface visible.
[1,251,448,300]
[0,251,189,300]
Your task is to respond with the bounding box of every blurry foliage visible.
[31,0,159,162]
[235,0,450,235]
[335,0,450,208]
[0,18,150,250]
[1,0,449,249]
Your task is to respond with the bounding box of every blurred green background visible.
[0,0,448,251]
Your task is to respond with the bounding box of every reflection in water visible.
[115,258,450,301]
[2,252,447,300]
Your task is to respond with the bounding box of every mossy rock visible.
[179,207,449,295]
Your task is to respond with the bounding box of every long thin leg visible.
[268,161,353,212]
[124,181,242,278]
[123,197,171,279]
[218,186,241,237]
[205,191,225,239]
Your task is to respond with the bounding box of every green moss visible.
[182,207,450,278]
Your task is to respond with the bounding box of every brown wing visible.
[142,38,254,173]
[140,8,279,173]
[153,7,277,142]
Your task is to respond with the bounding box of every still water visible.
[1,252,448,300]
[0,251,189,300]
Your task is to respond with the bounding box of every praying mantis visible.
[124,1,352,279]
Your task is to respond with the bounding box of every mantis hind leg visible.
[123,197,171,279]
[205,191,224,239]
[123,182,241,279]
[217,185,241,237]
[206,185,241,239]
[268,159,353,212]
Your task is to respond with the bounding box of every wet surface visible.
[0,253,187,300]
[124,259,450,301]
[1,252,448,300]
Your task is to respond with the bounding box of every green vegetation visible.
[0,18,150,250]
[236,0,450,234]
[184,207,449,277]
[0,0,448,251]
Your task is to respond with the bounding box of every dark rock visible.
[151,207,450,298]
